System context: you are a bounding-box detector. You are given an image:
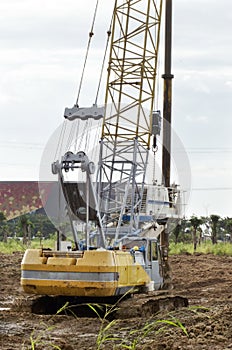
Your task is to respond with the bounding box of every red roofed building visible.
[0,181,55,220]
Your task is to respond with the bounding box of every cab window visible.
[148,241,158,261]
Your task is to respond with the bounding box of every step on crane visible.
[21,0,185,309]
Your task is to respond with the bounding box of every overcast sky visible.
[0,0,232,218]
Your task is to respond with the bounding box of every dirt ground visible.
[0,252,232,349]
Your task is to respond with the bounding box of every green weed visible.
[118,316,188,349]
[87,301,189,350]
[22,297,190,350]
[22,302,69,350]
[156,316,188,336]
[87,302,122,349]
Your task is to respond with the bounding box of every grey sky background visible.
[0,0,232,217]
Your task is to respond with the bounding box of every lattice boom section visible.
[103,0,163,148]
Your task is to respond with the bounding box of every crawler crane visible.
[21,0,185,310]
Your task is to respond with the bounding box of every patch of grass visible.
[169,242,194,255]
[2,239,231,256]
[169,241,232,256]
[0,238,54,254]
[0,239,25,253]
[200,242,232,256]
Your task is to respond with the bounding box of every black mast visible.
[162,0,174,188]
[160,0,174,287]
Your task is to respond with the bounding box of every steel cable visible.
[75,0,99,107]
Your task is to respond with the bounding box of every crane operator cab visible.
[121,237,164,291]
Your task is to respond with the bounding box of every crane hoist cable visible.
[53,1,100,161]
[53,120,67,162]
[66,119,76,150]
[94,20,112,105]
[54,2,118,162]
[75,0,99,107]
[73,120,80,152]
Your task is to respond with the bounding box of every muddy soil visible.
[0,252,232,349]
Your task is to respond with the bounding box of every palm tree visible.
[18,214,34,246]
[210,214,220,244]
[189,215,203,251]
[173,222,182,244]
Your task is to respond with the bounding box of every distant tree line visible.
[170,215,232,251]
[0,210,57,244]
[1,210,231,250]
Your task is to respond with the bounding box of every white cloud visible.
[225,81,232,88]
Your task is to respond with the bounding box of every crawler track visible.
[27,291,188,320]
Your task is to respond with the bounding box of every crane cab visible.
[121,237,164,291]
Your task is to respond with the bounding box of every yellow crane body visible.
[21,249,151,297]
